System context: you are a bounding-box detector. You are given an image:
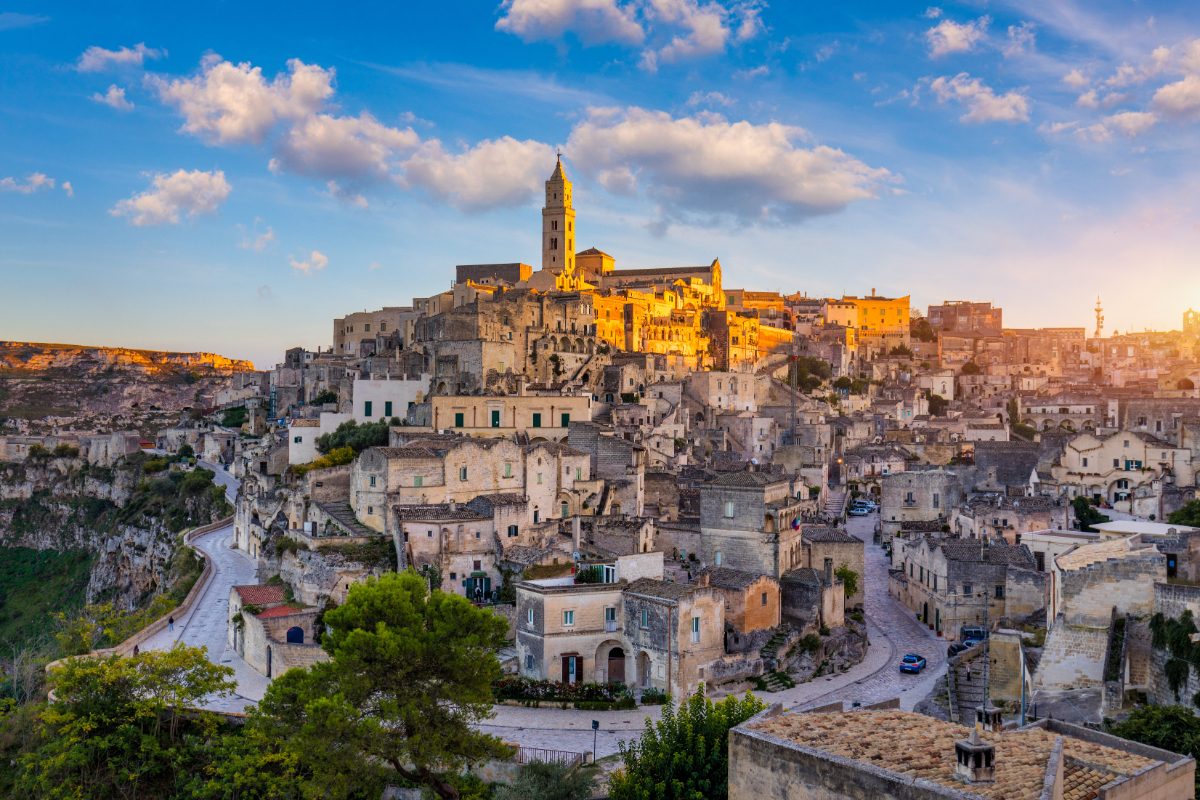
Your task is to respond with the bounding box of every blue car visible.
[899,653,927,674]
[848,505,871,516]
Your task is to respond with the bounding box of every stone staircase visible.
[824,489,848,518]
[1034,617,1109,691]
[757,671,796,692]
[317,501,376,537]
[760,628,790,664]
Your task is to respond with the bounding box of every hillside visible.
[0,341,256,435]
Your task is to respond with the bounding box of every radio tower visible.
[1094,296,1104,339]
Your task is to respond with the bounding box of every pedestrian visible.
[132,645,139,657]
[168,615,175,632]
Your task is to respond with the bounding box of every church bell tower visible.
[542,154,576,277]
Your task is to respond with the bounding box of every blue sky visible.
[2,1,1198,368]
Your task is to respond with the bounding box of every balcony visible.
[605,620,618,632]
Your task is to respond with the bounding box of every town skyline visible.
[3,1,1199,367]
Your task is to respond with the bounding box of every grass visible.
[0,547,93,650]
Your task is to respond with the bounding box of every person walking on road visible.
[168,615,175,632]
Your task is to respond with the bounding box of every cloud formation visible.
[926,16,989,58]
[0,172,64,194]
[78,43,164,72]
[929,73,1030,123]
[289,250,328,274]
[110,169,231,226]
[0,12,48,30]
[496,0,644,45]
[403,136,557,211]
[1153,74,1200,117]
[566,106,893,224]
[92,85,134,111]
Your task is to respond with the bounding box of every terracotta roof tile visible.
[233,584,287,605]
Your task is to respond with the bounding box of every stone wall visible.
[988,629,1026,704]
[1035,620,1109,691]
[1059,549,1164,627]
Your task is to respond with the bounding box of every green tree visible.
[1170,500,1200,528]
[220,406,248,428]
[1005,398,1020,424]
[17,646,234,799]
[832,376,853,391]
[835,565,859,599]
[1108,705,1200,791]
[1072,496,1110,532]
[888,345,913,357]
[960,361,982,375]
[315,420,390,455]
[910,317,936,343]
[177,443,195,460]
[312,389,339,405]
[609,689,764,800]
[493,760,594,800]
[927,393,949,416]
[251,570,510,799]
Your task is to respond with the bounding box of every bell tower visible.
[542,153,576,278]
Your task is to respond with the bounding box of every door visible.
[608,647,626,684]
[637,652,651,688]
[561,655,579,684]
[266,646,273,678]
[923,602,929,624]
[491,410,501,428]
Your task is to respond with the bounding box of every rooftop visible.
[233,584,287,605]
[256,603,315,620]
[1056,535,1161,571]
[803,526,860,544]
[625,577,701,602]
[749,709,1163,800]
[699,566,769,590]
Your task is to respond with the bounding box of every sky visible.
[2,1,1199,368]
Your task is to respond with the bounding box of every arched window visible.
[286,626,304,644]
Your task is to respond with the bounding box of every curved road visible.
[140,461,267,712]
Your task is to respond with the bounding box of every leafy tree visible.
[16,646,234,799]
[220,406,248,428]
[312,389,339,405]
[960,361,982,376]
[251,570,510,799]
[1108,705,1200,791]
[1072,496,1110,532]
[927,393,949,417]
[888,345,913,357]
[177,443,195,460]
[1169,500,1200,528]
[609,689,764,800]
[494,761,593,800]
[833,376,853,391]
[290,445,356,476]
[835,565,859,599]
[315,420,390,455]
[910,317,936,343]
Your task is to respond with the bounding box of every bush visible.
[315,420,389,455]
[494,760,594,800]
[311,389,338,405]
[291,446,356,476]
[220,406,248,428]
[639,687,670,705]
[493,677,631,705]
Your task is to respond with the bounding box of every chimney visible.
[824,557,834,585]
[975,703,1003,733]
[954,729,996,784]
[449,500,457,513]
[572,515,582,553]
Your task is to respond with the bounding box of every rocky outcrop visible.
[0,455,228,610]
[0,341,253,373]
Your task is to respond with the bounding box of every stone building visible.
[728,707,1194,800]
[696,567,781,635]
[880,468,965,544]
[797,525,865,607]
[1044,429,1195,516]
[951,495,1069,544]
[227,584,326,678]
[699,471,805,576]
[891,536,1045,640]
[621,577,726,697]
[780,563,845,632]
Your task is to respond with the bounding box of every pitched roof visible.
[624,577,700,602]
[803,526,860,544]
[256,604,315,620]
[708,470,785,488]
[234,584,287,605]
[699,566,769,590]
[937,539,1035,568]
[393,503,488,521]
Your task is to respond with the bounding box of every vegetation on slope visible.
[0,547,93,651]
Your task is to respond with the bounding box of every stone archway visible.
[608,646,626,684]
[637,651,652,688]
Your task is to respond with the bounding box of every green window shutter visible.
[532,413,542,428]
[364,401,373,417]
[454,412,464,428]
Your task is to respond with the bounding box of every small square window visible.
[563,610,575,626]
[761,592,768,606]
[449,572,457,580]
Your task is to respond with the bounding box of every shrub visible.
[291,446,356,476]
[315,420,389,455]
[639,687,670,705]
[220,406,248,428]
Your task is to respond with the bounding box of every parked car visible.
[899,653,927,674]
[960,625,988,642]
[947,639,983,657]
[848,504,872,516]
[853,499,877,510]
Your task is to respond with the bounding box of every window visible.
[380,322,386,332]
[1113,458,1119,468]
[364,400,373,417]
[527,608,534,627]
[508,524,518,537]
[551,220,558,231]
[504,462,513,478]
[561,501,569,517]
[537,473,543,485]
[605,607,616,630]
[995,585,1005,599]
[532,412,542,428]
[715,551,723,566]
[426,529,433,538]
[293,435,303,443]
[963,583,972,596]
[364,323,371,332]
[561,412,570,427]
[933,493,940,509]
[691,616,701,643]
[450,572,457,580]
[525,654,534,670]
[414,476,423,488]
[904,491,916,506]
[384,401,393,418]
[533,507,540,523]
[369,476,377,487]
[761,591,768,607]
[454,412,464,428]
[491,409,501,428]
[367,506,373,514]
[723,500,735,518]
[640,608,649,628]
[459,466,468,481]
[575,467,582,480]
[473,559,481,570]
[474,531,480,540]
[563,610,575,626]
[1082,457,1088,468]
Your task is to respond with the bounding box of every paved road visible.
[482,511,948,758]
[141,463,267,713]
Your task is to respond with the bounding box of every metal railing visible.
[516,747,586,768]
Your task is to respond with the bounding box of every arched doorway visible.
[922,602,929,624]
[637,651,652,688]
[608,647,626,684]
[286,626,304,644]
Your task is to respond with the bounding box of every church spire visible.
[542,154,575,278]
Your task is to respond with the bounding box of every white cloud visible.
[240,223,275,251]
[565,106,893,224]
[1076,89,1100,109]
[495,0,644,45]
[110,169,231,226]
[148,55,334,145]
[401,136,557,211]
[1153,74,1200,117]
[0,172,58,194]
[0,12,48,31]
[733,64,769,79]
[1063,69,1089,89]
[62,181,73,198]
[686,90,733,107]
[326,180,369,208]
[1003,22,1036,57]
[91,85,133,111]
[926,16,990,58]
[923,7,942,20]
[77,43,164,73]
[274,112,419,181]
[929,73,1031,123]
[289,250,328,274]
[641,0,740,71]
[1104,110,1157,137]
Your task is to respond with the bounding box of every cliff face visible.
[0,455,229,610]
[0,341,257,435]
